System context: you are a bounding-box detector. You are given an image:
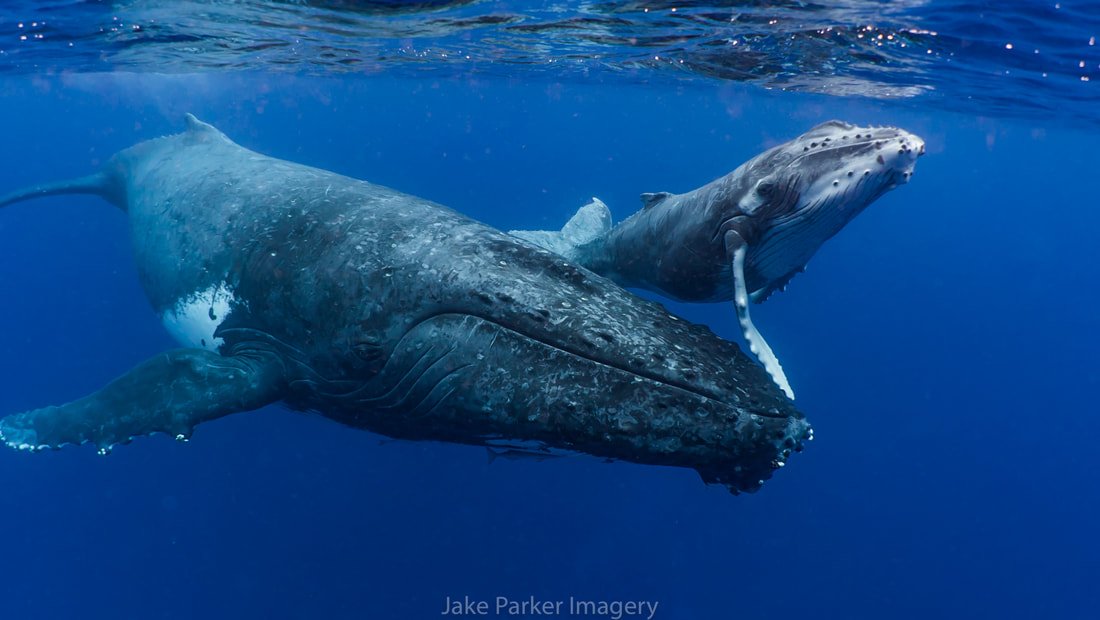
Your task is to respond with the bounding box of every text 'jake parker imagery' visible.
[442,596,660,620]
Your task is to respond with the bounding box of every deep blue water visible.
[0,4,1099,619]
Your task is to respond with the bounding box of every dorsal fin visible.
[183,113,229,143]
[640,192,671,210]
[184,113,217,134]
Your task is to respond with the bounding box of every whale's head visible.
[731,120,924,302]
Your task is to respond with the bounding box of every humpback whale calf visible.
[514,121,925,399]
[0,115,810,493]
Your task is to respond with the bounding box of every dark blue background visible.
[0,74,1096,619]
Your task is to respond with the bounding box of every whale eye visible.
[756,181,776,197]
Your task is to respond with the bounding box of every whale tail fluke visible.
[0,171,125,211]
[510,197,612,262]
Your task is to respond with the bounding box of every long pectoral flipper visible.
[726,232,795,401]
[0,348,287,453]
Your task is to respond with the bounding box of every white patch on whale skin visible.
[161,284,235,351]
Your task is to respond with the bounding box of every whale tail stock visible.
[0,171,125,211]
[510,197,612,262]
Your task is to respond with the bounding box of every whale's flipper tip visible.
[510,197,612,260]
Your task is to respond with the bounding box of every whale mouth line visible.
[217,311,789,418]
[769,169,890,229]
[411,310,791,418]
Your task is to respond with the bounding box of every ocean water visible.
[0,2,1098,620]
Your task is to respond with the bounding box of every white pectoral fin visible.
[728,234,795,400]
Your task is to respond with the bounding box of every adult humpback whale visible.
[0,115,810,494]
[514,121,925,399]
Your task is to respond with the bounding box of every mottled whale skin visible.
[515,121,925,399]
[0,115,811,494]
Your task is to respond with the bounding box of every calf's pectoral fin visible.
[726,231,796,401]
[0,348,287,453]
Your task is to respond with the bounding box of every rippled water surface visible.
[2,1,1098,123]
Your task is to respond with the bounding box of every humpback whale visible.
[0,115,810,494]
[514,121,925,399]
